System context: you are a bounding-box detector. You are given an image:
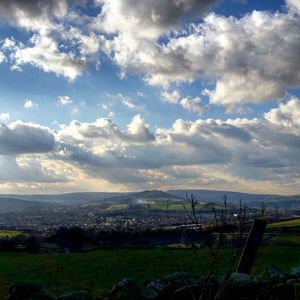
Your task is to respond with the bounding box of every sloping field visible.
[268,218,300,228]
[0,230,22,238]
[0,246,299,299]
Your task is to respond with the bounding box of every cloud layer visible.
[0,99,299,193]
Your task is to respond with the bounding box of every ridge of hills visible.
[167,189,300,208]
[0,197,57,210]
[166,189,281,204]
[0,189,299,210]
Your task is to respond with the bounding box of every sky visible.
[0,0,300,195]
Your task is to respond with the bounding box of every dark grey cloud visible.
[209,124,252,142]
[111,0,218,28]
[0,0,67,24]
[0,121,55,155]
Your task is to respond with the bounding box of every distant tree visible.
[25,236,41,253]
[0,238,17,251]
[50,227,87,252]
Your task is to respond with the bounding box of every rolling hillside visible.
[0,197,56,210]
[0,190,299,210]
[0,192,125,205]
[167,189,281,205]
[85,190,184,206]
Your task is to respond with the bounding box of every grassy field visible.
[0,230,22,238]
[0,246,299,298]
[149,202,185,210]
[269,233,300,246]
[268,218,300,228]
[104,204,129,211]
[102,201,213,211]
[149,201,208,211]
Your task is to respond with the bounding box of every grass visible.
[104,204,129,211]
[0,230,22,238]
[0,246,299,298]
[268,233,300,246]
[101,201,208,211]
[149,201,207,211]
[268,218,300,228]
[149,202,185,210]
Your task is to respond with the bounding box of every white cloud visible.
[161,90,181,104]
[0,113,10,122]
[24,100,38,109]
[180,97,205,114]
[100,103,109,110]
[265,97,300,128]
[122,97,136,109]
[0,99,299,192]
[108,93,141,110]
[1,38,17,51]
[57,96,73,106]
[66,28,102,57]
[0,51,6,63]
[286,0,300,14]
[94,0,222,91]
[12,35,87,81]
[71,108,80,115]
[99,3,300,109]
[102,93,142,110]
[58,114,154,144]
[161,10,300,108]
[127,115,155,143]
[161,90,205,113]
[54,100,300,186]
[2,0,300,108]
[0,1,88,80]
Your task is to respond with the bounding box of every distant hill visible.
[247,194,300,208]
[167,189,282,205]
[0,189,299,209]
[0,190,182,206]
[85,190,184,206]
[0,192,125,205]
[167,190,300,209]
[0,197,56,211]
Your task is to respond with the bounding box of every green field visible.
[0,246,299,299]
[149,202,185,210]
[0,230,22,238]
[104,204,129,211]
[101,200,211,211]
[149,201,207,211]
[268,218,300,228]
[269,233,300,246]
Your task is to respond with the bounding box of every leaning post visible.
[236,218,267,274]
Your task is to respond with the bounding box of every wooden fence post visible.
[236,219,267,274]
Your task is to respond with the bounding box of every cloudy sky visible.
[0,0,300,195]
